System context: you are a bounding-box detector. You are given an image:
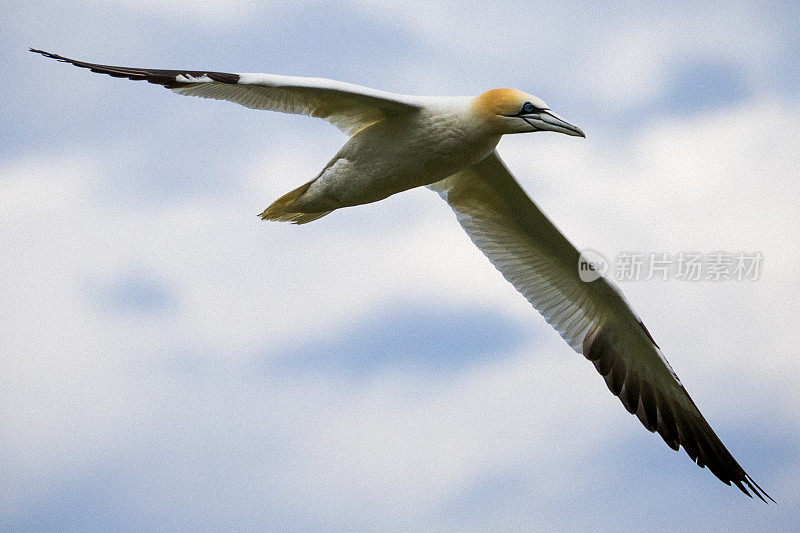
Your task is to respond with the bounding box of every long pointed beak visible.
[529,110,586,137]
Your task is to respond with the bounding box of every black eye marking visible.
[501,101,548,117]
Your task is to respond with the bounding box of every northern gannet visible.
[31,48,772,501]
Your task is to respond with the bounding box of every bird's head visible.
[471,88,585,137]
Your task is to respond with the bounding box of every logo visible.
[578,249,608,282]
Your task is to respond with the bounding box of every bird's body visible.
[285,99,499,216]
[32,48,772,502]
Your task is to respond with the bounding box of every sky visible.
[2,0,800,530]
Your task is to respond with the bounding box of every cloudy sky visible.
[3,1,799,530]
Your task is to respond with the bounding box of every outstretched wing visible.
[31,49,422,135]
[429,151,771,501]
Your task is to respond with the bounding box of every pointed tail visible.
[259,179,332,224]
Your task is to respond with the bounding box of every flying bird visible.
[31,48,772,501]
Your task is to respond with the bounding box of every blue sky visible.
[3,1,800,531]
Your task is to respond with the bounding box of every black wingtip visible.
[30,48,54,58]
[30,48,67,62]
[747,475,776,504]
[733,474,774,504]
[29,49,241,88]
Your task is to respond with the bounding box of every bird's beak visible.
[523,110,585,137]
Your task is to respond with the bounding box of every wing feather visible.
[430,151,771,501]
[31,49,422,135]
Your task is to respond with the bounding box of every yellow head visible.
[471,88,585,137]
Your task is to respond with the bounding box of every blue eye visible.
[522,102,535,114]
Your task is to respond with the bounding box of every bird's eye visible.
[522,102,535,114]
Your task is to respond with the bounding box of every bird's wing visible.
[429,151,771,501]
[31,49,423,136]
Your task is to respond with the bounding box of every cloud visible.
[2,91,799,529]
[40,0,792,114]
[85,0,267,23]
[4,2,800,528]
[359,1,794,111]
[271,305,529,376]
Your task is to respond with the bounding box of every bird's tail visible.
[259,179,332,224]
